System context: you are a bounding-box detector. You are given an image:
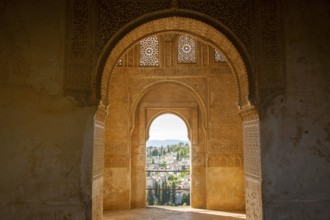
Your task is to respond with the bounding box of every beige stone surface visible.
[103,36,244,211]
[104,206,246,220]
[0,0,329,219]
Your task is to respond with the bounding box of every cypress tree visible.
[171,182,176,205]
[147,189,154,205]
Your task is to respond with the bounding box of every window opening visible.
[146,114,190,206]
[214,49,226,63]
[116,58,123,66]
[140,35,159,66]
[178,34,196,64]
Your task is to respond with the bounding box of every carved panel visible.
[96,0,169,54]
[208,154,243,168]
[208,140,239,154]
[105,126,129,141]
[104,155,130,168]
[245,179,263,220]
[180,0,253,51]
[256,0,286,116]
[258,0,282,59]
[93,120,104,179]
[243,119,261,176]
[92,178,103,220]
[64,0,93,105]
[105,142,128,154]
[208,124,242,141]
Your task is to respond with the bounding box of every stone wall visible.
[103,37,245,210]
[0,0,96,219]
[0,0,329,219]
[260,0,330,219]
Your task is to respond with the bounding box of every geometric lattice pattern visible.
[215,49,226,62]
[116,58,123,66]
[140,36,159,66]
[178,34,196,63]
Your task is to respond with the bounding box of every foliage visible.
[146,142,190,206]
[147,189,154,205]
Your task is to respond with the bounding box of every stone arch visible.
[93,14,263,220]
[130,80,206,209]
[130,80,207,132]
[98,15,253,108]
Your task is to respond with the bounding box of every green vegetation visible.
[147,143,189,158]
[146,142,190,206]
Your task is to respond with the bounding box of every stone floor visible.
[104,206,246,220]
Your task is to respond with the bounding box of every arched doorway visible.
[146,113,191,206]
[129,81,206,209]
[92,16,262,220]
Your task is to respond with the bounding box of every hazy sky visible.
[148,114,188,141]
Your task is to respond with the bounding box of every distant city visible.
[146,140,191,206]
[147,139,190,147]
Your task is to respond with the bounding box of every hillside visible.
[147,139,189,147]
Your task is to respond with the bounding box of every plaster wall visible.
[0,0,329,219]
[260,1,330,219]
[0,0,96,219]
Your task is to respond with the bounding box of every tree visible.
[147,189,154,205]
[186,193,190,205]
[161,180,168,205]
[152,148,159,156]
[155,182,161,204]
[182,193,187,205]
[171,182,176,205]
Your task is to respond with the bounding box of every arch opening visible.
[146,113,191,207]
[147,113,190,142]
[92,15,262,220]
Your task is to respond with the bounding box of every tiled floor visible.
[104,206,246,220]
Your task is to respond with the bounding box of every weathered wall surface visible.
[1,0,329,219]
[103,36,245,210]
[0,0,96,219]
[260,0,330,219]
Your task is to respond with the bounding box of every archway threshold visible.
[104,206,246,220]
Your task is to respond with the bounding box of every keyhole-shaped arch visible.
[147,112,190,142]
[93,14,262,220]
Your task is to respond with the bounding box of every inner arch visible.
[148,113,189,142]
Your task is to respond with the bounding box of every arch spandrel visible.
[99,17,251,108]
[129,80,207,132]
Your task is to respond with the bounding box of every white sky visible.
[148,114,188,141]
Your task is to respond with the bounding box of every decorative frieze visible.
[208,140,239,154]
[104,155,130,168]
[105,143,128,154]
[208,154,243,168]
